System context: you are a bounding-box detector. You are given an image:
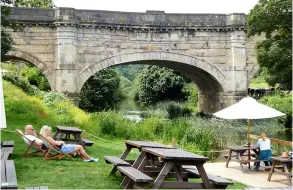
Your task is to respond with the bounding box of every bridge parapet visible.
[9,7,247,30]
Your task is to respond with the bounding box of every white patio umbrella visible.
[213,97,285,145]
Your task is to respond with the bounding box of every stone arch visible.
[6,49,53,89]
[78,51,226,93]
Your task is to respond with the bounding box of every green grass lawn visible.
[1,114,247,189]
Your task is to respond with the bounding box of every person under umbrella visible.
[255,132,272,171]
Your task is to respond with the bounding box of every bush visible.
[135,66,187,105]
[166,102,193,119]
[166,103,182,119]
[20,66,51,91]
[43,91,69,107]
[259,92,292,127]
[79,68,122,112]
[182,127,220,159]
[3,71,34,94]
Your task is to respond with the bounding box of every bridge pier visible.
[198,91,247,114]
[67,93,80,107]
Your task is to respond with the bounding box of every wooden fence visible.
[249,134,292,155]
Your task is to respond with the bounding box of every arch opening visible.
[6,49,53,90]
[78,52,225,93]
[78,52,226,113]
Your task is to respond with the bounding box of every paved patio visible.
[201,161,292,188]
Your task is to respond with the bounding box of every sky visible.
[54,0,259,14]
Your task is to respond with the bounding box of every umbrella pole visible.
[247,119,251,146]
[247,119,251,164]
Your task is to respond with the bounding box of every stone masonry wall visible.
[7,7,258,113]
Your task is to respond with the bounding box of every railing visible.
[249,134,292,155]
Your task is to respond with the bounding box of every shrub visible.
[43,91,68,107]
[3,71,34,94]
[259,92,292,127]
[166,102,193,119]
[182,127,220,159]
[20,66,51,91]
[166,103,182,119]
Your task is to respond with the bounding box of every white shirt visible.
[24,134,43,145]
[257,138,271,151]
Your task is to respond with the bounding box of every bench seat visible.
[118,166,154,189]
[118,166,154,183]
[1,147,14,154]
[1,147,14,160]
[1,141,14,147]
[1,152,10,160]
[1,160,18,189]
[223,153,256,159]
[25,186,48,189]
[82,138,94,146]
[104,156,131,166]
[185,168,233,188]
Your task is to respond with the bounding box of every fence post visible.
[172,138,176,147]
[277,144,281,155]
[82,130,86,139]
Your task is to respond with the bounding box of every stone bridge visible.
[7,7,262,113]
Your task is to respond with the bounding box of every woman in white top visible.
[255,132,272,170]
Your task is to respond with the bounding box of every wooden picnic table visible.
[268,157,292,183]
[106,140,174,175]
[121,147,212,189]
[53,126,93,148]
[226,145,259,172]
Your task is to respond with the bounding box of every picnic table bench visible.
[185,168,233,188]
[53,126,94,147]
[1,141,14,147]
[268,157,292,183]
[1,141,14,160]
[25,186,48,189]
[225,145,265,172]
[105,140,174,175]
[1,160,17,189]
[118,147,233,189]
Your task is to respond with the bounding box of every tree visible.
[247,0,292,90]
[79,69,122,112]
[14,0,54,8]
[1,0,18,59]
[135,66,187,105]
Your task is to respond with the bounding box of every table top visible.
[272,156,292,162]
[56,126,82,132]
[228,145,258,151]
[124,140,174,149]
[142,148,208,161]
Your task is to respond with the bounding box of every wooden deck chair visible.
[16,129,45,158]
[36,132,78,161]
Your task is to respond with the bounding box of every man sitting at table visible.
[24,124,47,151]
[255,132,272,171]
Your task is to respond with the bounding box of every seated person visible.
[255,132,272,171]
[40,125,98,162]
[24,125,47,151]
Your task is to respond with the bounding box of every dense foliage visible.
[14,0,54,7]
[134,66,187,105]
[2,62,50,91]
[259,92,292,128]
[115,65,145,81]
[79,68,123,112]
[247,0,292,90]
[1,0,19,59]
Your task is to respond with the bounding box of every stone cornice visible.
[8,7,247,31]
